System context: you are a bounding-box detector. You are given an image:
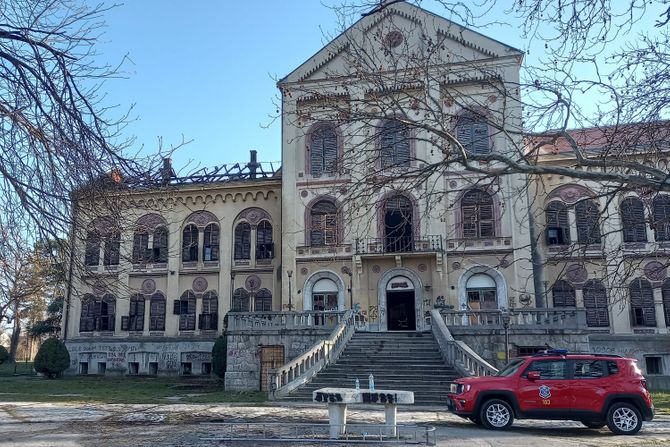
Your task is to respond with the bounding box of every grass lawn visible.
[652,392,670,415]
[0,375,266,405]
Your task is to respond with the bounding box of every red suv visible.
[446,351,654,435]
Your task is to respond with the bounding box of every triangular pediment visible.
[279,2,523,85]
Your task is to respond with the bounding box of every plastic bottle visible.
[368,373,375,391]
[355,378,360,390]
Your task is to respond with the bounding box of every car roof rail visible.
[530,350,623,358]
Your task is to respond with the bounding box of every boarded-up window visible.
[461,189,495,238]
[380,120,410,168]
[575,199,601,244]
[199,291,218,330]
[232,288,250,312]
[545,201,570,245]
[552,280,576,307]
[149,292,166,331]
[621,197,648,243]
[662,279,670,327]
[178,291,196,330]
[583,280,609,327]
[630,278,656,327]
[456,114,490,155]
[310,200,338,246]
[203,223,219,261]
[653,194,670,241]
[254,288,273,312]
[234,222,251,260]
[182,224,199,262]
[310,125,338,175]
[256,221,274,259]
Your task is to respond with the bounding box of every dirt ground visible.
[1,402,670,446]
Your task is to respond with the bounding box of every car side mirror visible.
[527,371,541,381]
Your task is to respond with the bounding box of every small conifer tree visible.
[212,335,227,380]
[34,337,70,378]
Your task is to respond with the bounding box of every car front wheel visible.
[480,399,514,430]
[606,402,642,435]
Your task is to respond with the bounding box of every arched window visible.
[552,280,576,307]
[461,189,494,238]
[203,223,219,262]
[310,200,338,246]
[630,278,656,327]
[575,199,601,244]
[256,221,273,260]
[199,291,218,330]
[79,294,97,332]
[380,120,410,168]
[384,195,413,252]
[99,294,116,331]
[232,288,250,312]
[545,201,570,245]
[466,274,497,310]
[583,280,609,327]
[312,279,338,311]
[456,113,490,154]
[127,294,145,331]
[153,226,168,263]
[255,288,273,312]
[103,231,120,266]
[621,197,647,243]
[662,279,670,327]
[176,290,196,330]
[234,222,251,260]
[182,224,198,262]
[653,194,670,241]
[310,125,338,175]
[84,232,101,266]
[149,292,166,331]
[132,231,149,264]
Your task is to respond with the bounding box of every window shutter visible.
[653,195,670,241]
[552,280,576,307]
[621,198,647,243]
[576,200,601,244]
[662,279,670,327]
[310,138,323,175]
[121,316,129,331]
[323,129,338,173]
[471,121,490,154]
[173,300,181,315]
[583,280,609,327]
[198,314,204,330]
[456,121,472,152]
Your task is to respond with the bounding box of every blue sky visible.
[94,1,661,173]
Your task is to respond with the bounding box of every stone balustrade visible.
[437,307,587,330]
[226,310,348,331]
[269,310,355,398]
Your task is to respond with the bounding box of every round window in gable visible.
[385,30,404,48]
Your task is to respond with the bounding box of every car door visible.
[517,359,571,418]
[570,359,609,417]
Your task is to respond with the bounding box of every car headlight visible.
[464,384,471,392]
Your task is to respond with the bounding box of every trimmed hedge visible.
[34,337,70,379]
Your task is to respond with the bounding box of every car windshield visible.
[496,359,525,377]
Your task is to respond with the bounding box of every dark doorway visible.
[384,196,413,252]
[387,291,416,330]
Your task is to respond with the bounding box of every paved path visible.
[1,402,670,446]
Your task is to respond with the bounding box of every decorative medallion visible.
[372,265,381,274]
[452,262,461,271]
[192,276,208,293]
[245,274,261,291]
[449,181,457,189]
[92,281,107,296]
[500,259,509,268]
[300,267,309,276]
[645,261,667,282]
[301,190,309,198]
[341,266,351,275]
[384,30,404,48]
[141,279,156,295]
[566,264,588,284]
[418,263,427,272]
[488,95,498,104]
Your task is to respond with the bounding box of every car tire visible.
[606,402,643,435]
[581,421,605,429]
[480,399,514,430]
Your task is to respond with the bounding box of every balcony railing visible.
[355,235,443,254]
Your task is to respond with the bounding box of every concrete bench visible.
[313,387,414,439]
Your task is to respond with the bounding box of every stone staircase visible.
[282,331,459,406]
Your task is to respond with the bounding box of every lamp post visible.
[287,269,293,311]
[501,309,511,364]
[345,268,353,310]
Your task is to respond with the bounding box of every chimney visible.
[161,158,172,185]
[249,150,258,179]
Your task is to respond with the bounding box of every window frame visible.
[461,189,495,239]
[380,120,411,169]
[620,196,648,243]
[309,124,339,175]
[310,200,339,246]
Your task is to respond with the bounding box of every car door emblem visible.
[539,385,551,399]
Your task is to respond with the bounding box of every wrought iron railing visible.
[355,235,443,254]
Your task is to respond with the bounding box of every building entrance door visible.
[387,291,416,331]
[260,345,284,392]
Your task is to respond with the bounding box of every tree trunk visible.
[9,300,21,362]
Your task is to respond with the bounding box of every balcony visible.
[355,236,443,255]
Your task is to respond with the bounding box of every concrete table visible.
[313,387,414,439]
